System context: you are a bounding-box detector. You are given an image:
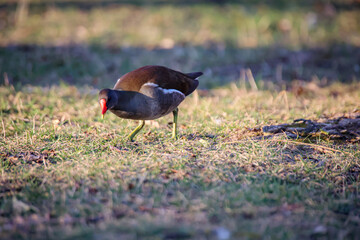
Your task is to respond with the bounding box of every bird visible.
[98,65,202,141]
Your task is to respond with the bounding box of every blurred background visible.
[0,0,359,89]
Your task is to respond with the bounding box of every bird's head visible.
[98,89,117,119]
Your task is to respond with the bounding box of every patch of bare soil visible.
[1,150,57,167]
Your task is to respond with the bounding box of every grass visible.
[2,44,360,89]
[0,1,360,239]
[1,82,359,239]
[1,1,359,88]
[2,1,360,48]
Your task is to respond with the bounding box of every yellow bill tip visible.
[102,114,104,119]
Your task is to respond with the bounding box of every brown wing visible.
[113,66,200,96]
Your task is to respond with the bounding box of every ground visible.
[0,1,360,239]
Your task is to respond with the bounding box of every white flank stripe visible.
[142,82,185,97]
[143,82,158,87]
[160,88,185,96]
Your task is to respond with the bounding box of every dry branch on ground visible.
[262,114,360,142]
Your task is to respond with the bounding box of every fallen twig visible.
[268,139,344,153]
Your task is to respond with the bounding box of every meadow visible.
[0,1,360,239]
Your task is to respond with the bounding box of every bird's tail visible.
[184,72,202,96]
[185,72,203,80]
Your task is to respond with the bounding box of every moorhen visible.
[99,65,202,141]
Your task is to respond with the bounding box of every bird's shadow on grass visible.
[110,131,218,151]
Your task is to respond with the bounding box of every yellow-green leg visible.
[128,120,145,141]
[172,108,179,139]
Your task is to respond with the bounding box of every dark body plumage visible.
[98,65,202,140]
[99,66,201,120]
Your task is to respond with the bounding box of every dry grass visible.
[0,82,359,239]
[0,1,360,239]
